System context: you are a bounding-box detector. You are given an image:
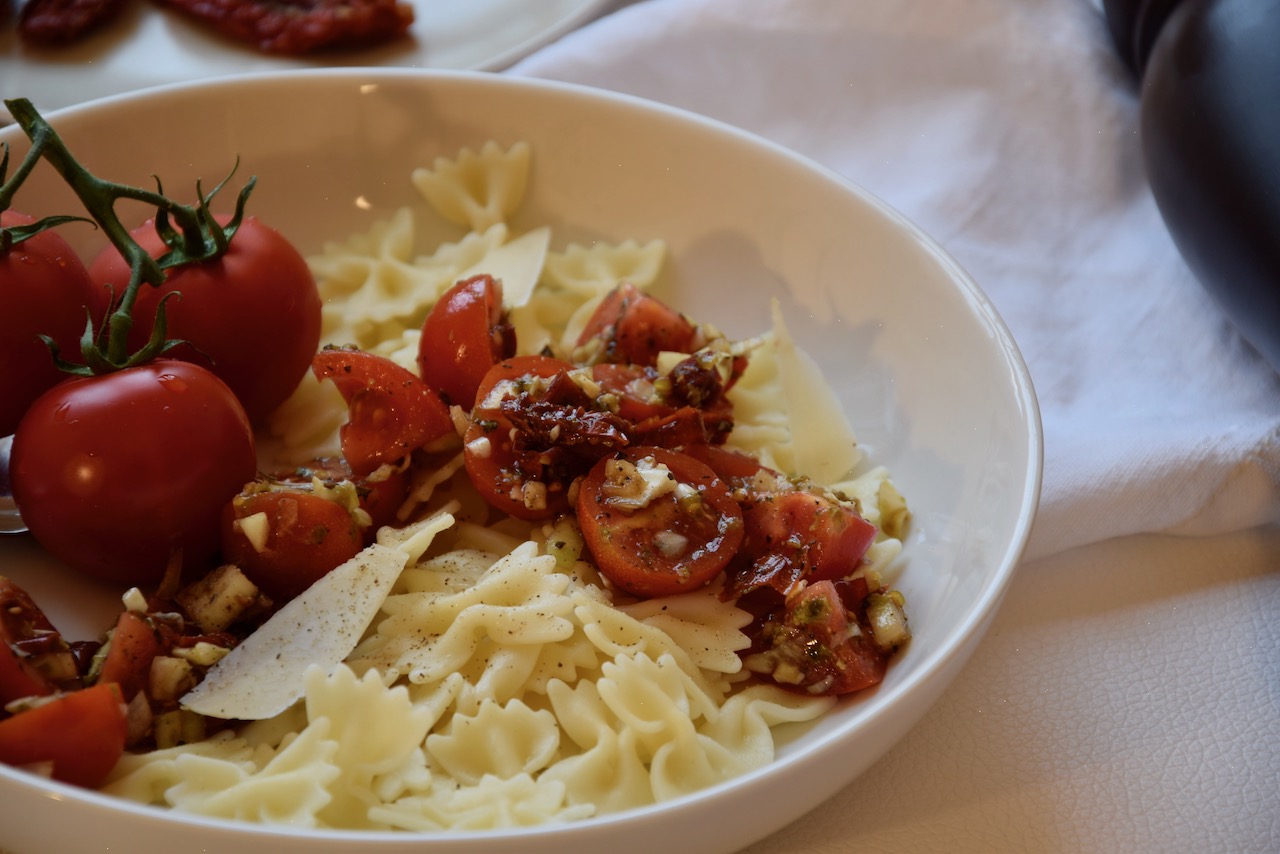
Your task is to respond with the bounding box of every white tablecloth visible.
[511,1,1280,850]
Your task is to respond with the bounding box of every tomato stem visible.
[2,97,257,374]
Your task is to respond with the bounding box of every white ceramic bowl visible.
[0,70,1042,854]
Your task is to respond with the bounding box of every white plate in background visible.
[0,0,612,115]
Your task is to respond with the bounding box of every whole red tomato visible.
[9,359,257,586]
[87,215,321,424]
[0,211,110,436]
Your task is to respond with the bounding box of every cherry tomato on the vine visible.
[0,211,110,436]
[220,486,364,603]
[417,274,515,408]
[9,359,257,586]
[312,347,454,478]
[87,215,321,424]
[577,446,744,598]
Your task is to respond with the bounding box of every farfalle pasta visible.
[103,140,908,832]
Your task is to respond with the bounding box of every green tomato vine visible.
[0,97,256,375]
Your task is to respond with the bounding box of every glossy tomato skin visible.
[463,354,586,521]
[727,488,878,599]
[577,446,745,598]
[576,282,698,366]
[0,577,67,703]
[312,347,454,478]
[94,611,160,703]
[745,580,887,696]
[87,215,321,424]
[10,360,257,586]
[277,456,411,537]
[0,681,127,788]
[417,274,515,408]
[0,211,110,436]
[220,487,363,603]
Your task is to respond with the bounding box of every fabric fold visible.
[511,0,1280,560]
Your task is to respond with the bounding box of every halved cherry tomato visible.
[577,446,744,598]
[744,580,887,696]
[220,487,364,603]
[417,274,515,408]
[681,443,772,483]
[312,347,454,478]
[463,355,584,521]
[278,456,410,536]
[0,682,127,788]
[95,611,161,703]
[576,283,698,366]
[727,488,878,599]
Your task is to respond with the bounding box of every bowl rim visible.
[0,67,1044,847]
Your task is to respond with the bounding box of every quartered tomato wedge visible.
[744,579,888,696]
[576,282,698,366]
[577,446,744,598]
[95,611,162,703]
[312,347,454,477]
[0,577,77,704]
[417,274,515,409]
[0,682,127,788]
[727,488,878,599]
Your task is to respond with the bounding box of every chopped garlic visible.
[234,511,271,554]
[121,587,148,614]
[601,455,678,511]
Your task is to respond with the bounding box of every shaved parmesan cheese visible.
[180,543,410,720]
[770,300,863,483]
[461,226,550,309]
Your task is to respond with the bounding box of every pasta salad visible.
[3,138,911,832]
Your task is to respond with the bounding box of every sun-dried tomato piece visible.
[18,0,130,45]
[153,0,415,54]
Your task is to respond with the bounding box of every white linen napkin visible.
[511,0,1280,561]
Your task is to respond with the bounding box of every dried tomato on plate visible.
[17,0,129,45]
[153,0,415,54]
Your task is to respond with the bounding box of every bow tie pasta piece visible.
[162,723,340,826]
[315,215,510,351]
[370,772,594,832]
[347,541,580,688]
[411,141,531,234]
[426,698,560,786]
[300,665,437,828]
[616,579,752,675]
[542,238,667,298]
